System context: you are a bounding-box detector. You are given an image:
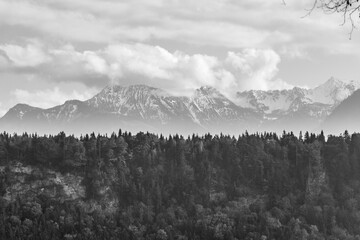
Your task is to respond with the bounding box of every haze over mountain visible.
[238,77,360,133]
[321,89,360,134]
[0,77,359,136]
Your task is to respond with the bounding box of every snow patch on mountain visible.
[309,77,360,105]
[237,77,360,115]
[1,77,359,135]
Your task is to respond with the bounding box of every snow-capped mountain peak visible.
[322,76,343,87]
[86,84,189,124]
[236,88,307,113]
[310,77,360,105]
[1,78,359,135]
[192,86,230,104]
[237,77,360,113]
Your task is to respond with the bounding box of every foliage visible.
[1,130,360,239]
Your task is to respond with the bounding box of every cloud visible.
[0,53,9,68]
[225,49,291,91]
[0,0,291,48]
[0,0,358,60]
[0,43,50,67]
[95,44,291,97]
[0,44,108,86]
[280,45,309,59]
[1,42,291,99]
[0,0,117,43]
[11,87,98,109]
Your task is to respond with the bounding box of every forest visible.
[1,129,360,239]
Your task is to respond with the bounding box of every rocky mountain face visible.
[237,77,360,133]
[321,89,360,134]
[0,84,261,135]
[86,85,191,124]
[237,77,359,112]
[1,77,359,135]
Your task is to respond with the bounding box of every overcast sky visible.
[0,0,359,116]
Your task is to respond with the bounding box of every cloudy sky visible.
[0,0,359,116]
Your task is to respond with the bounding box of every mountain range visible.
[0,77,359,135]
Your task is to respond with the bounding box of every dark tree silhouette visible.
[310,0,360,36]
[2,130,360,239]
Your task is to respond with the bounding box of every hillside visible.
[321,89,360,134]
[1,131,360,239]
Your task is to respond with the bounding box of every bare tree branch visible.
[309,0,360,38]
[283,0,360,38]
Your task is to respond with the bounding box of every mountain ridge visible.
[321,89,360,134]
[1,77,359,135]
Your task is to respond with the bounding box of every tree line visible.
[1,129,360,239]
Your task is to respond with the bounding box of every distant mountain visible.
[1,77,359,135]
[236,77,360,133]
[0,100,112,135]
[0,84,261,135]
[237,77,360,111]
[186,86,261,132]
[321,89,360,134]
[87,85,186,122]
